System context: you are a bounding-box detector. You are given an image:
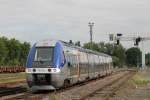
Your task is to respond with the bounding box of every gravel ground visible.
[109,68,150,100]
[51,71,129,100]
[85,71,134,100]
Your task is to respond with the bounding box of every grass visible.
[0,72,26,84]
[129,68,150,86]
[49,95,56,100]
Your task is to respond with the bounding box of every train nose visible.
[33,74,51,85]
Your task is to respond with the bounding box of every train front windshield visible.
[33,47,54,67]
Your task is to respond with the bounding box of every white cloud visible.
[0,0,150,52]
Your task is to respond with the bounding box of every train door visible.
[86,53,90,79]
[69,50,80,82]
[104,57,107,75]
[98,56,102,76]
[91,54,95,78]
[100,56,104,75]
[107,58,110,74]
[76,53,80,81]
[106,57,108,75]
[102,56,106,75]
[81,52,89,80]
[88,53,93,78]
[65,52,78,83]
[88,54,91,78]
[65,53,71,77]
[78,52,87,81]
[94,55,98,77]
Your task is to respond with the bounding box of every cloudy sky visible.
[0,0,150,52]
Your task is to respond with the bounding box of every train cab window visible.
[33,47,54,67]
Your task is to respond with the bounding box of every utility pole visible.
[88,22,94,44]
[141,40,145,69]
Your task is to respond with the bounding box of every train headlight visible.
[28,69,31,72]
[53,69,57,72]
[48,68,51,72]
[26,68,31,73]
[33,68,36,72]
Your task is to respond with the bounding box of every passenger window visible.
[68,62,71,67]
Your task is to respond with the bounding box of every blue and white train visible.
[26,40,113,91]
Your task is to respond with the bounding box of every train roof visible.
[60,41,111,58]
[36,39,57,47]
[35,39,111,58]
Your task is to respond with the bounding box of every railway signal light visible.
[117,33,122,37]
[134,37,141,46]
[135,39,139,46]
[116,40,120,45]
[137,37,141,42]
[75,41,81,46]
[116,33,122,45]
[69,40,73,44]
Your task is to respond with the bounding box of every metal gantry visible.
[109,33,150,69]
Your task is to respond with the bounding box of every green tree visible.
[0,36,30,66]
[126,47,141,67]
[75,41,81,47]
[0,38,8,65]
[112,56,120,67]
[104,43,114,55]
[112,45,126,67]
[145,53,150,66]
[19,42,30,66]
[98,42,106,53]
[6,38,21,65]
[83,42,126,67]
[83,42,100,52]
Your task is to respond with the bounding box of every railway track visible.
[53,69,136,100]
[0,86,27,97]
[84,70,136,100]
[1,69,136,100]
